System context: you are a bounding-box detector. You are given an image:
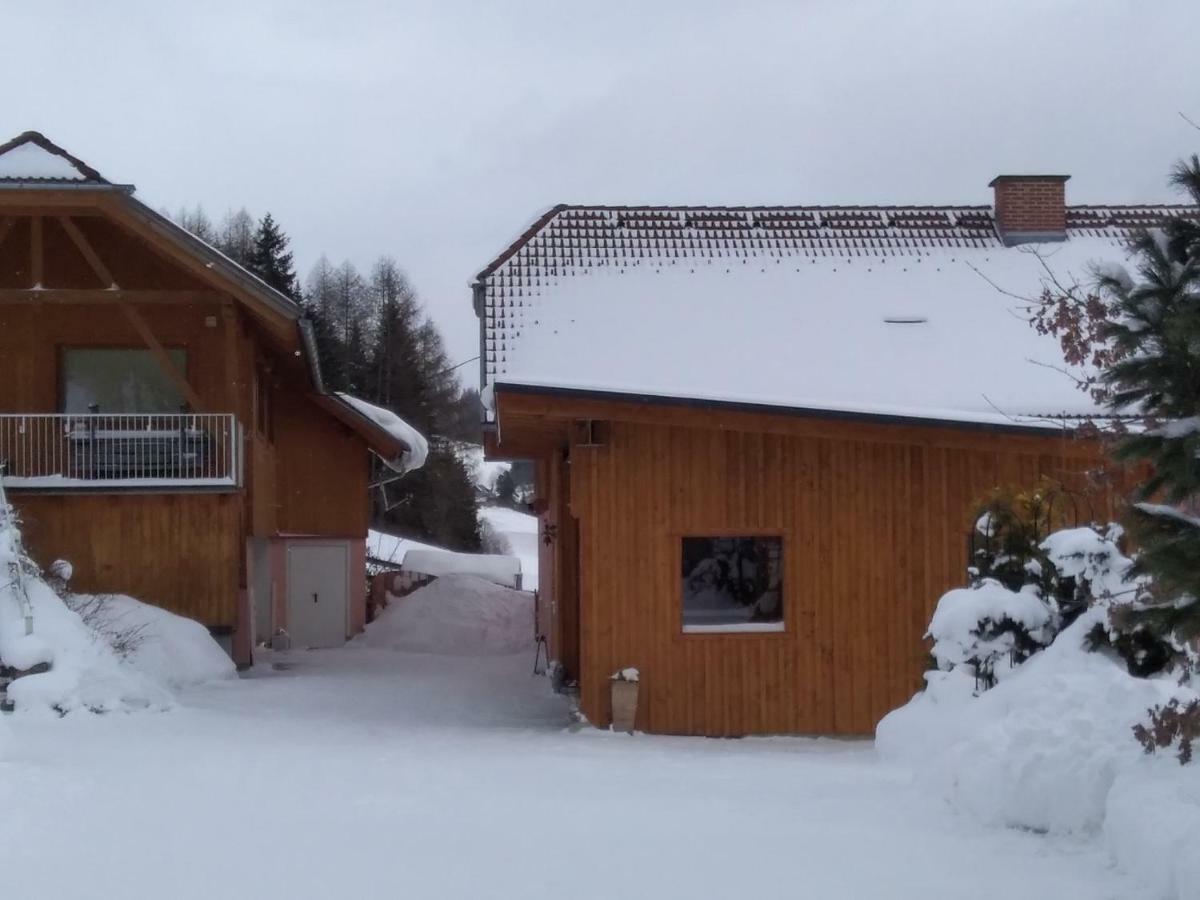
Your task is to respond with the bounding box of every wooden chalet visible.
[474,179,1195,737]
[0,132,424,666]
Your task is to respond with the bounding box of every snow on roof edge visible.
[335,393,429,473]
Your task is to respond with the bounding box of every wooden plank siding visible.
[272,390,371,538]
[14,492,240,627]
[545,415,1121,738]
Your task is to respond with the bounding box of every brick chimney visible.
[988,174,1070,245]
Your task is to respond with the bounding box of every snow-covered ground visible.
[0,578,1140,900]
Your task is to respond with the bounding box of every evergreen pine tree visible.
[247,213,300,299]
[1099,155,1200,644]
[380,439,481,551]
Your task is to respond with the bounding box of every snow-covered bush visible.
[941,485,1133,689]
[927,581,1052,687]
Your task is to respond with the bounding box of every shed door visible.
[287,544,348,649]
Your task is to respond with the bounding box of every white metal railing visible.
[0,413,241,490]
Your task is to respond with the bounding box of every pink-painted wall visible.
[347,538,366,636]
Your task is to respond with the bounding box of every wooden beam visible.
[29,215,42,287]
[58,216,117,288]
[0,289,222,304]
[0,205,102,218]
[0,190,114,210]
[118,301,205,412]
[0,217,15,250]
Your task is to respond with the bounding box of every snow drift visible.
[878,609,1195,833]
[0,517,234,713]
[877,523,1200,900]
[71,593,237,691]
[359,573,533,656]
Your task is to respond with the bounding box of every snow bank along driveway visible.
[0,586,1136,899]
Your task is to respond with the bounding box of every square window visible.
[681,536,784,633]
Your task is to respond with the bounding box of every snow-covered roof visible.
[333,393,429,473]
[475,204,1196,429]
[400,548,522,590]
[0,131,109,184]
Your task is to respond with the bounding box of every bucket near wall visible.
[610,667,640,733]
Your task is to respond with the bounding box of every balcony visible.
[0,413,241,491]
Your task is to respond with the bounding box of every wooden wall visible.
[566,417,1120,737]
[13,492,241,627]
[0,301,232,414]
[272,390,370,538]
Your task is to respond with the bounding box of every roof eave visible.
[492,381,1090,438]
[0,182,135,192]
[310,393,411,458]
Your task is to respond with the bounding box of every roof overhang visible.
[310,393,412,459]
[487,381,1106,462]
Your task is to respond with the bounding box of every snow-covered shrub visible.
[940,485,1132,689]
[63,593,148,659]
[928,581,1052,687]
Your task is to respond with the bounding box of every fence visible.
[0,413,240,489]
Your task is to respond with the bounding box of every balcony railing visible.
[0,413,241,490]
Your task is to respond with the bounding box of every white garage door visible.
[286,544,348,649]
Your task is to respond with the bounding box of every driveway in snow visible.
[1,644,1135,899]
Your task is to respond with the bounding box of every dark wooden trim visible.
[0,216,15,250]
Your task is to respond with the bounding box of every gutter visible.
[298,317,326,393]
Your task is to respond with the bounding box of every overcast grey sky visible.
[4,0,1198,374]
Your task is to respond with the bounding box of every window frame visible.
[675,529,789,637]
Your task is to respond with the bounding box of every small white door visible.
[286,544,348,649]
